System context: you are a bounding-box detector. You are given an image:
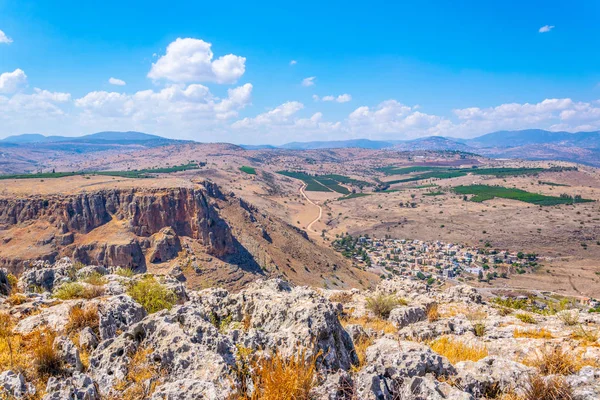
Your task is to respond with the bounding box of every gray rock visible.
[151,379,224,400]
[566,366,600,400]
[18,257,75,292]
[43,372,99,400]
[79,327,99,351]
[355,338,456,399]
[15,301,77,334]
[455,356,534,397]
[310,370,354,400]
[0,370,36,399]
[0,268,12,296]
[97,294,146,340]
[389,306,427,328]
[54,335,83,372]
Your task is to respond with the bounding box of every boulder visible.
[455,356,534,397]
[151,379,224,400]
[0,370,36,399]
[43,372,99,400]
[389,306,427,329]
[54,335,83,372]
[97,294,147,340]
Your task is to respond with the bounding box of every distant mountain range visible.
[1,131,175,145]
[2,129,599,166]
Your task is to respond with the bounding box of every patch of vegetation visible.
[514,328,553,339]
[365,293,407,319]
[127,276,177,314]
[515,312,537,324]
[65,304,99,335]
[338,192,371,200]
[115,267,135,277]
[523,345,596,375]
[53,282,105,300]
[239,166,257,175]
[423,191,444,196]
[454,185,594,206]
[429,336,488,364]
[277,171,369,194]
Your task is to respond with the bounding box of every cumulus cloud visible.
[539,25,555,33]
[301,76,316,87]
[0,30,12,44]
[108,77,126,86]
[319,93,352,103]
[290,60,297,66]
[0,69,27,93]
[148,38,246,84]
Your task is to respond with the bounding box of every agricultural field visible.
[382,166,556,185]
[277,171,369,194]
[239,166,257,175]
[453,185,594,206]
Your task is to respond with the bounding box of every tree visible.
[478,270,484,281]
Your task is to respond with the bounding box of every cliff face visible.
[0,183,235,270]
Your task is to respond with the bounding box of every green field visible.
[0,163,201,180]
[377,165,446,175]
[239,166,257,175]
[277,171,368,194]
[423,191,445,196]
[339,193,371,200]
[454,185,594,206]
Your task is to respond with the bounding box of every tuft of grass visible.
[329,292,354,304]
[365,293,407,319]
[557,310,579,326]
[570,324,599,344]
[249,348,320,400]
[429,336,488,364]
[472,322,486,337]
[515,312,537,324]
[350,336,373,373]
[6,293,28,306]
[53,282,104,300]
[426,303,440,322]
[80,272,107,286]
[30,328,63,378]
[127,276,177,314]
[514,328,553,339]
[501,374,573,400]
[65,304,99,335]
[523,345,597,375]
[115,267,135,278]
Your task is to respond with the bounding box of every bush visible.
[472,322,486,337]
[426,303,440,322]
[515,312,537,324]
[429,336,488,364]
[65,304,99,335]
[557,310,579,326]
[115,267,135,278]
[53,282,105,300]
[127,277,177,314]
[365,293,407,319]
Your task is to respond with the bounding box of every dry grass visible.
[340,315,397,335]
[429,336,488,364]
[557,310,579,326]
[6,293,28,306]
[427,303,440,322]
[115,267,135,278]
[113,346,161,399]
[65,304,99,335]
[350,336,373,372]
[500,374,574,400]
[29,328,62,378]
[514,328,554,339]
[365,293,407,319]
[523,345,598,375]
[80,272,107,286]
[53,282,104,300]
[514,312,537,324]
[248,348,320,400]
[570,325,599,344]
[329,291,354,303]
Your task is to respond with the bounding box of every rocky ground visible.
[0,258,598,399]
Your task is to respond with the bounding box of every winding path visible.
[299,183,323,234]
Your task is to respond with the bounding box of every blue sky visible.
[1,0,600,144]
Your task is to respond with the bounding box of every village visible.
[332,234,540,283]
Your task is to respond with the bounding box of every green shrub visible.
[80,272,107,286]
[127,276,177,314]
[53,282,104,300]
[515,312,537,324]
[115,267,135,278]
[366,293,407,319]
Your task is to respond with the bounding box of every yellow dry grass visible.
[248,349,320,400]
[429,336,488,364]
[513,328,554,339]
[112,346,161,399]
[340,315,397,335]
[351,336,373,372]
[65,304,99,335]
[522,345,598,375]
[427,303,440,322]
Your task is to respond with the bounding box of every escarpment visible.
[0,183,235,272]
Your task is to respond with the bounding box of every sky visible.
[1,0,600,144]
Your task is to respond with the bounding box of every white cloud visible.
[0,69,27,93]
[148,38,246,84]
[539,25,555,33]
[321,93,352,103]
[290,60,297,66]
[0,30,12,44]
[312,94,320,101]
[108,77,126,86]
[232,101,304,128]
[301,76,316,87]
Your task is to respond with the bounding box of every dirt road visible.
[299,183,323,235]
